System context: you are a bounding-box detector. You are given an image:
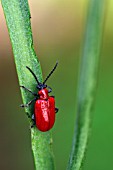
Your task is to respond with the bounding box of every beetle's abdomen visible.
[35,97,55,132]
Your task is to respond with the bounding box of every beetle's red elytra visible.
[20,62,58,132]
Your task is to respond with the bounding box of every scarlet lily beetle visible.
[20,62,58,132]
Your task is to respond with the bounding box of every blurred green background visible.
[0,0,113,170]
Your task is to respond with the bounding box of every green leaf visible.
[67,0,106,170]
[1,0,55,169]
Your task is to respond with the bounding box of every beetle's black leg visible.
[47,86,52,93]
[26,112,31,118]
[25,113,36,128]
[31,114,36,128]
[26,112,35,122]
[55,108,59,113]
[20,97,37,107]
[31,122,35,128]
[20,85,38,96]
[50,95,54,98]
[32,114,34,120]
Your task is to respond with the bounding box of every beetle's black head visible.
[36,83,47,90]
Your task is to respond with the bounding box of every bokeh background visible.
[0,0,113,170]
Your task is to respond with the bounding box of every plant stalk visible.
[1,0,55,169]
[67,0,106,169]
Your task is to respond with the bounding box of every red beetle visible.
[20,62,58,132]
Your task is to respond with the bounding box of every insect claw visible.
[55,108,59,113]
[31,124,34,128]
[20,104,24,107]
[20,104,28,107]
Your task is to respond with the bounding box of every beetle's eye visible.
[37,85,41,89]
[44,84,47,88]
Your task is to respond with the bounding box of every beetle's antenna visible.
[43,61,58,84]
[26,66,40,84]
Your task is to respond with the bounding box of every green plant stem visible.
[1,0,54,169]
[67,0,106,170]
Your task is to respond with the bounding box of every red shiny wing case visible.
[35,97,55,132]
